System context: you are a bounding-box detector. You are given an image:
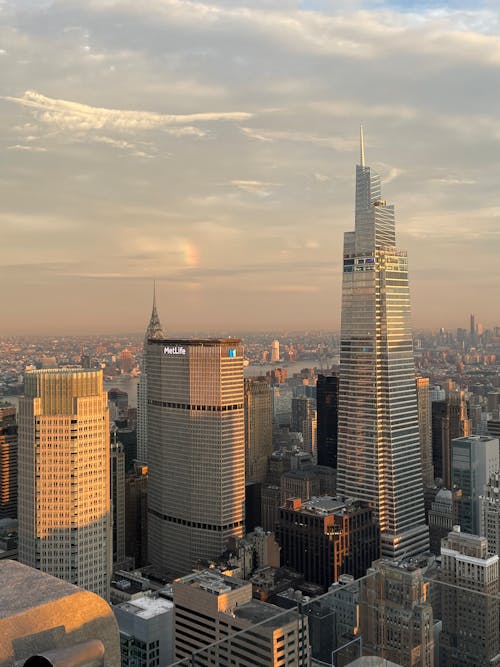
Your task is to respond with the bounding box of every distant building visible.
[360,558,434,667]
[244,378,273,484]
[416,378,434,487]
[428,487,461,555]
[291,396,314,434]
[114,593,174,667]
[125,463,148,568]
[147,339,245,576]
[440,528,499,667]
[271,339,280,363]
[0,403,17,520]
[277,496,380,590]
[173,570,309,666]
[451,434,499,535]
[18,369,112,600]
[110,433,126,567]
[316,374,339,469]
[137,287,165,464]
[431,389,471,487]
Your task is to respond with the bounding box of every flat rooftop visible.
[177,570,248,595]
[232,600,298,629]
[116,595,173,620]
[294,496,347,516]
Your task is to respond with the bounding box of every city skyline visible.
[2,0,500,334]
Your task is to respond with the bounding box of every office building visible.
[147,338,245,576]
[18,368,112,599]
[114,593,174,667]
[316,374,339,469]
[110,432,126,567]
[451,434,499,535]
[428,487,461,555]
[440,528,499,667]
[137,287,165,464]
[336,128,428,558]
[173,570,309,666]
[244,378,273,484]
[480,471,500,556]
[360,558,434,667]
[416,378,434,487]
[271,339,280,363]
[431,388,471,487]
[0,403,17,520]
[290,396,314,435]
[302,408,317,461]
[277,496,380,590]
[125,463,148,568]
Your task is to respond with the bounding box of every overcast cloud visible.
[1,0,499,334]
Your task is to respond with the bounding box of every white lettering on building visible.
[163,346,186,355]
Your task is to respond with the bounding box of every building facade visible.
[480,471,500,556]
[336,129,428,558]
[440,528,499,667]
[416,377,434,488]
[125,462,148,568]
[431,388,471,487]
[451,434,499,535]
[173,570,309,666]
[277,496,380,590]
[147,339,245,576]
[137,288,165,464]
[360,558,434,667]
[0,403,17,520]
[244,378,273,484]
[316,374,339,469]
[18,368,112,599]
[114,593,174,667]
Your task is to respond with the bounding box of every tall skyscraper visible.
[137,286,165,464]
[18,368,112,599]
[147,338,245,576]
[244,378,273,484]
[431,388,471,487]
[270,339,280,362]
[110,431,126,567]
[416,377,434,488]
[337,128,428,558]
[316,374,339,468]
[0,402,17,520]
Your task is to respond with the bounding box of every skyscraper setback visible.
[337,128,428,559]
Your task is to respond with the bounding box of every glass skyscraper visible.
[337,129,428,558]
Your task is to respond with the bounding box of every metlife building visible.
[146,338,245,576]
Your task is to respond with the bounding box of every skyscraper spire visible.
[145,281,165,340]
[360,124,365,168]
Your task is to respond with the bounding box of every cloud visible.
[7,144,48,152]
[431,177,477,185]
[240,126,356,150]
[3,90,253,135]
[231,179,279,196]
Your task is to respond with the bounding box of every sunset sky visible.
[2,0,499,334]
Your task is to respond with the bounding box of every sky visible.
[1,0,500,335]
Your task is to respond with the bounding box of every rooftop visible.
[116,595,173,620]
[177,570,248,595]
[232,600,298,629]
[148,338,241,346]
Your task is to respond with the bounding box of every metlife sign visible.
[163,346,186,355]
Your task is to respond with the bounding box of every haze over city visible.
[2,0,499,334]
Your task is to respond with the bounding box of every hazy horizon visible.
[2,0,499,335]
